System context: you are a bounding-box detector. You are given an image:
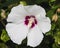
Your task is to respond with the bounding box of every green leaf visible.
[47,9,54,19]
[50,0,56,2]
[51,23,56,30]
[35,0,48,4]
[1,29,10,42]
[54,31,60,44]
[53,43,60,48]
[0,43,8,48]
[47,5,59,16]
[20,1,27,6]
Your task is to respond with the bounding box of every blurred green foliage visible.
[0,0,60,48]
[1,29,10,42]
[0,43,8,48]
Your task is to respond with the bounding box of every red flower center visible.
[24,15,37,28]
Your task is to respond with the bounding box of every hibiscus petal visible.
[7,5,28,23]
[25,5,46,18]
[27,25,43,47]
[38,17,51,34]
[6,23,28,44]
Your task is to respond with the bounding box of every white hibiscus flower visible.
[6,4,51,47]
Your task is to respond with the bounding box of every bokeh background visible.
[0,0,60,48]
